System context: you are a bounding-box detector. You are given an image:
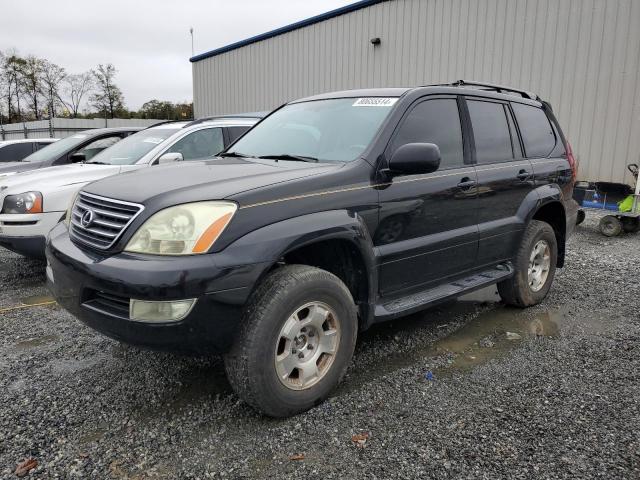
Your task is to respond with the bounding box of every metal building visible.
[191,0,640,184]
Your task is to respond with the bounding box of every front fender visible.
[214,210,378,325]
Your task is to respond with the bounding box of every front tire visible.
[224,265,358,417]
[498,220,558,308]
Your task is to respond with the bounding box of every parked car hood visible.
[0,161,38,177]
[83,158,338,205]
[0,163,126,195]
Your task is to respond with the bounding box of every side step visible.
[374,263,514,321]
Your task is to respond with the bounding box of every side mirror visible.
[388,143,441,175]
[69,152,85,163]
[156,152,184,165]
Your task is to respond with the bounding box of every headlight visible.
[125,201,237,255]
[63,191,79,227]
[1,191,43,214]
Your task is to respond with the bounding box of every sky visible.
[1,0,355,110]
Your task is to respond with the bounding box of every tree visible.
[3,53,25,122]
[90,63,124,118]
[40,60,66,117]
[59,72,93,118]
[138,99,193,120]
[19,55,45,119]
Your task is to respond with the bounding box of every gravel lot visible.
[1,213,639,479]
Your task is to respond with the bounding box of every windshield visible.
[87,128,178,165]
[22,134,90,163]
[228,97,397,163]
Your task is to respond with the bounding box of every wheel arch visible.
[224,210,378,329]
[529,199,567,267]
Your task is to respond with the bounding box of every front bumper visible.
[45,223,270,354]
[0,211,65,257]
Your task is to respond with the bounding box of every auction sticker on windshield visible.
[143,138,165,144]
[352,98,398,107]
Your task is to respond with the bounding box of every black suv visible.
[47,82,578,417]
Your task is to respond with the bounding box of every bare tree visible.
[3,53,25,122]
[90,63,125,118]
[40,60,66,117]
[19,55,45,119]
[59,72,92,118]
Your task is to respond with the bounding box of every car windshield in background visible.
[228,97,398,163]
[22,134,90,163]
[87,128,177,165]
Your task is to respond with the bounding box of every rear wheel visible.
[224,265,357,417]
[599,215,623,237]
[498,220,557,308]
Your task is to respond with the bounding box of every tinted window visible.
[36,142,53,151]
[226,126,251,144]
[0,143,33,162]
[390,99,464,169]
[468,100,513,164]
[511,103,556,158]
[78,136,122,161]
[165,127,224,160]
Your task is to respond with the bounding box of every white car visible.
[0,115,262,257]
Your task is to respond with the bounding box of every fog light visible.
[129,299,196,323]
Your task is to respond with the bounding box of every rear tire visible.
[224,265,358,417]
[599,215,623,237]
[498,220,558,308]
[575,209,586,226]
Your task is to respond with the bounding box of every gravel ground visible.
[1,213,639,479]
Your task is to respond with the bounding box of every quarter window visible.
[467,100,514,164]
[79,136,122,161]
[390,99,464,170]
[511,103,556,158]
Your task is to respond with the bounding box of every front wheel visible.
[224,265,358,417]
[498,220,558,307]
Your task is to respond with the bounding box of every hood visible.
[84,158,339,204]
[0,163,124,195]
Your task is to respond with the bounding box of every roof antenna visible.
[190,27,194,56]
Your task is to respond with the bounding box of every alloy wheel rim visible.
[528,239,551,292]
[274,301,341,390]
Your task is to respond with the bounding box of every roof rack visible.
[145,120,191,129]
[184,112,268,128]
[443,80,539,101]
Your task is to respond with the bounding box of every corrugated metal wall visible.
[193,0,640,184]
[0,118,162,140]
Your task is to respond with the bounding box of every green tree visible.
[90,63,125,118]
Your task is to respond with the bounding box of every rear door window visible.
[226,126,251,144]
[467,100,514,164]
[511,103,556,158]
[390,98,465,170]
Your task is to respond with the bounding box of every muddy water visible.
[340,303,565,393]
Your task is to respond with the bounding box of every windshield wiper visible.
[84,161,109,165]
[218,151,251,158]
[257,154,318,163]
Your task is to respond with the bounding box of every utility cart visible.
[580,164,640,237]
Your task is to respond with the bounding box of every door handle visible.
[457,177,476,190]
[516,169,530,181]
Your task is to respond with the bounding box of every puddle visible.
[13,334,59,350]
[19,294,56,306]
[340,303,566,393]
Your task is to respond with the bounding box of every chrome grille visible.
[70,192,144,250]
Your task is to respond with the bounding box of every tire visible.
[498,220,558,308]
[599,215,623,237]
[224,265,358,417]
[622,217,640,234]
[575,209,586,226]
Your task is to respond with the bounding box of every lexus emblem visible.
[81,209,95,228]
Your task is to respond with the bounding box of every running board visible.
[375,263,514,321]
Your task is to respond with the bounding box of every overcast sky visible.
[1,0,354,110]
